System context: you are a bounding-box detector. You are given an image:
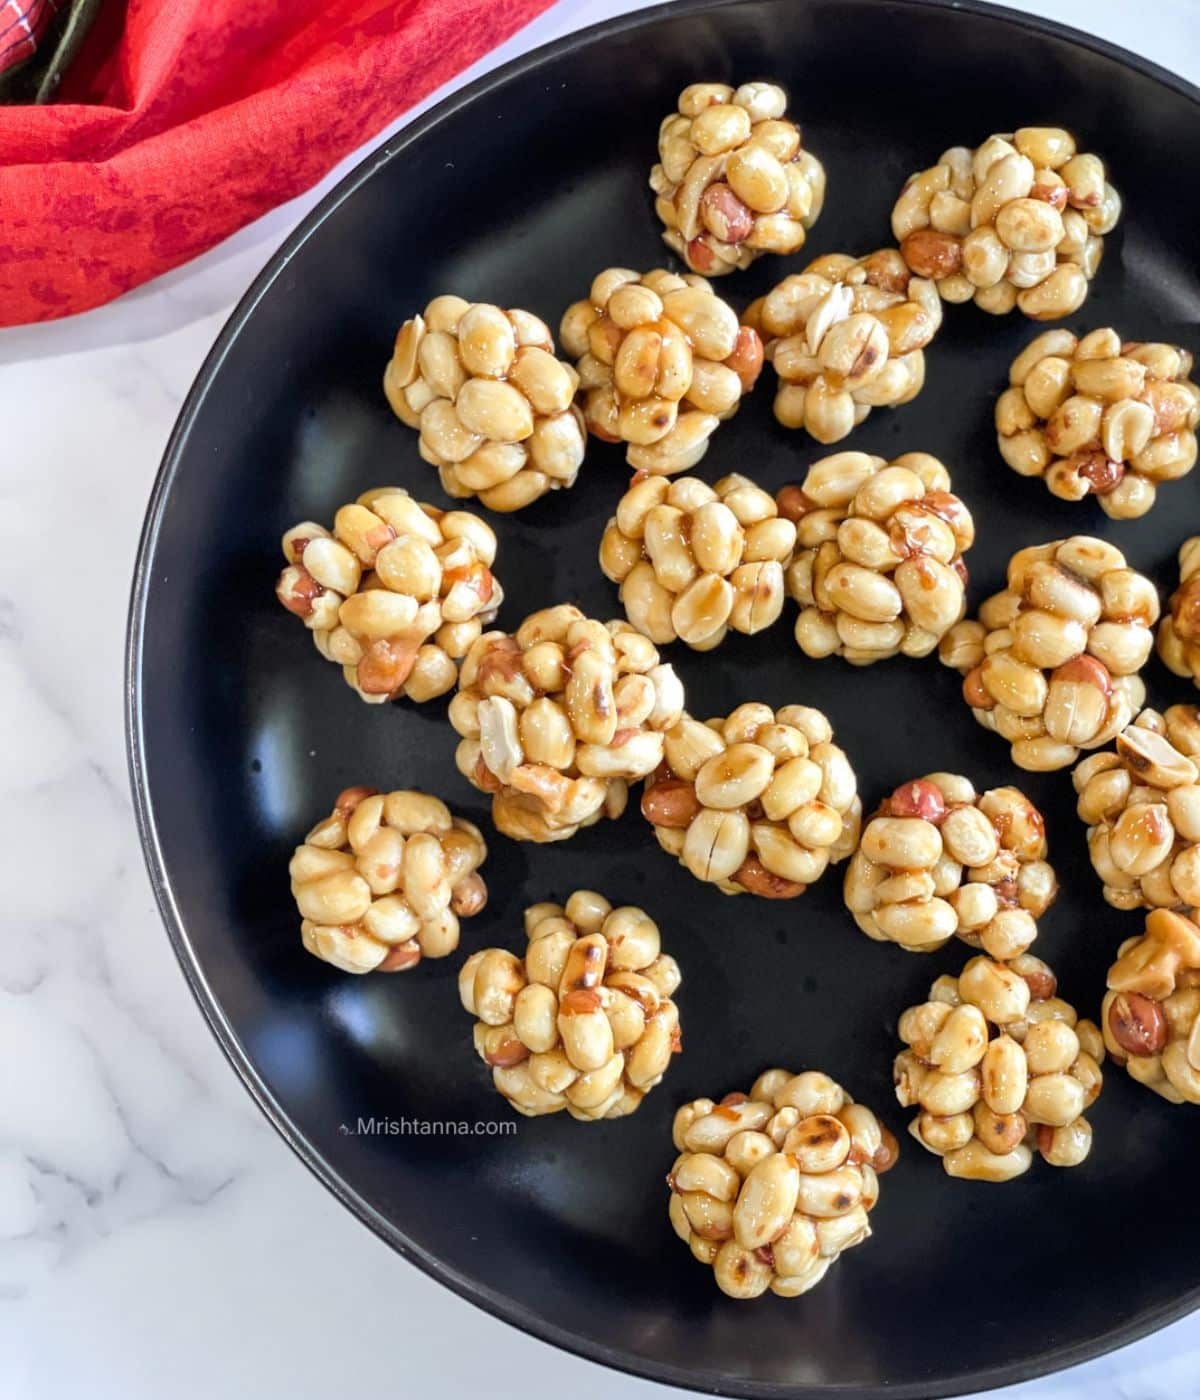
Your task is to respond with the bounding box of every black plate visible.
[127,2,1200,1394]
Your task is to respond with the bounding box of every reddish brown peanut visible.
[1100,908,1200,1103]
[1107,992,1168,1057]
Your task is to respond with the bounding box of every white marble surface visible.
[2,1,1199,1396]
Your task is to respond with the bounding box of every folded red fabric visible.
[0,0,555,326]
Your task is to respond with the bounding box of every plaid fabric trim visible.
[0,0,60,76]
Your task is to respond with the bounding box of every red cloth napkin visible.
[0,0,555,326]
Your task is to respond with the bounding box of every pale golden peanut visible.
[466,893,680,1119]
[276,487,501,704]
[671,1069,895,1299]
[897,953,1102,1178]
[894,128,1118,317]
[645,703,860,898]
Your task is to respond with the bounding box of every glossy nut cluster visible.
[1073,706,1200,911]
[895,954,1104,1181]
[744,250,942,443]
[449,604,685,843]
[778,451,973,664]
[289,787,487,973]
[669,1068,897,1299]
[892,127,1120,318]
[1102,909,1200,1105]
[459,890,681,1119]
[845,775,1057,955]
[650,81,825,276]
[997,329,1200,519]
[1158,536,1200,688]
[642,702,861,898]
[939,536,1159,771]
[599,472,797,649]
[275,487,502,703]
[559,267,764,475]
[383,297,587,512]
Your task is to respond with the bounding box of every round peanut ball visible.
[845,775,1057,956]
[997,329,1200,519]
[1073,706,1200,911]
[275,487,502,703]
[650,81,826,276]
[642,702,861,897]
[449,604,686,843]
[1102,909,1200,1105]
[939,536,1159,771]
[383,297,587,511]
[778,451,974,663]
[459,890,681,1119]
[892,127,1120,318]
[669,1068,898,1299]
[744,250,942,443]
[290,787,487,973]
[559,267,764,476]
[1158,536,1200,687]
[599,472,797,649]
[895,953,1104,1181]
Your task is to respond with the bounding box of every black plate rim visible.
[125,1,1200,1394]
